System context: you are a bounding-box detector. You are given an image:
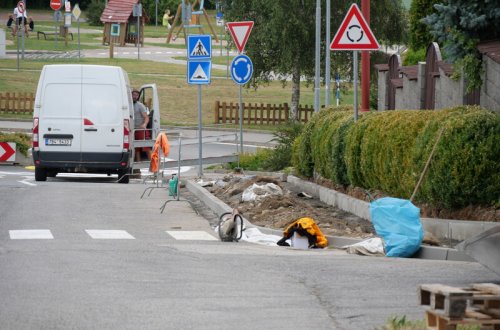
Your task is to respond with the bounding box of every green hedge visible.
[292,105,500,208]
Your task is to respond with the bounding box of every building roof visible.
[374,64,389,72]
[437,61,454,77]
[390,78,403,88]
[477,40,500,64]
[101,0,140,24]
[399,65,419,80]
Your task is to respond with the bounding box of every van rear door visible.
[140,84,160,139]
[38,66,82,162]
[80,67,124,162]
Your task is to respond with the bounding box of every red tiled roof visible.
[101,0,138,24]
[399,65,418,80]
[374,64,389,72]
[437,61,454,77]
[390,78,403,88]
[477,40,500,64]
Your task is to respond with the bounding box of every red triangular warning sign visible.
[226,21,254,53]
[330,4,379,51]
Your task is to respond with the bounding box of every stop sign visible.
[50,0,62,10]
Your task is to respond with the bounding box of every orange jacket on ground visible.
[149,132,170,173]
[282,217,328,248]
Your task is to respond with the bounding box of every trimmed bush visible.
[293,105,499,208]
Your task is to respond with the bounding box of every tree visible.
[423,0,500,92]
[222,0,407,119]
[408,0,439,50]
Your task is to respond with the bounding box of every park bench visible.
[37,26,73,40]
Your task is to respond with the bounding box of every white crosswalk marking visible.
[166,231,217,241]
[85,230,135,239]
[9,230,54,239]
[7,230,218,241]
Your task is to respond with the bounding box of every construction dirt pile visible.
[204,175,375,239]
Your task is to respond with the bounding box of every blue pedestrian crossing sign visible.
[188,35,212,60]
[188,61,211,85]
[231,54,253,85]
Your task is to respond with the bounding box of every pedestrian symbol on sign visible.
[191,40,209,57]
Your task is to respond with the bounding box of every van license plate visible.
[45,138,72,146]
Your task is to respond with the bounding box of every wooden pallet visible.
[420,283,500,330]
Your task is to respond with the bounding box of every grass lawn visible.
[0,58,354,126]
[1,11,355,127]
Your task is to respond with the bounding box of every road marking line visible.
[85,230,135,239]
[166,231,217,241]
[9,230,54,239]
[18,179,36,186]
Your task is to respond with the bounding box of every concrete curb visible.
[287,175,497,243]
[185,179,474,262]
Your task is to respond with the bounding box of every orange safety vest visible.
[149,132,170,173]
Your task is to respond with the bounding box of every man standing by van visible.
[132,89,152,161]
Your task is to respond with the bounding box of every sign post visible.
[64,0,71,47]
[133,3,142,60]
[187,35,212,177]
[17,1,26,60]
[329,3,379,121]
[50,0,63,49]
[72,3,81,59]
[226,21,254,156]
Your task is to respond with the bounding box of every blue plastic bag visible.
[370,197,423,257]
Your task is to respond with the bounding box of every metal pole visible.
[325,0,331,106]
[77,18,80,59]
[137,16,140,60]
[226,41,229,79]
[353,51,358,121]
[155,0,158,27]
[239,85,243,154]
[314,0,321,112]
[16,31,20,72]
[176,134,181,201]
[361,0,370,112]
[55,12,58,49]
[21,16,25,59]
[197,85,203,177]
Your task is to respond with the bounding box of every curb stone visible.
[184,178,474,261]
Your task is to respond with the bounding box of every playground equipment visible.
[166,0,219,44]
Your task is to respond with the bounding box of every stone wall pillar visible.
[0,29,6,58]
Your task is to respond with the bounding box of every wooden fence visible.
[0,92,35,115]
[213,101,315,125]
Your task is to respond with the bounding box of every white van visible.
[32,64,159,183]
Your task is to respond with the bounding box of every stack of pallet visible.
[419,283,500,330]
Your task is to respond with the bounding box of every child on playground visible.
[163,9,173,30]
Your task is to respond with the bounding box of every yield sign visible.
[0,142,16,162]
[330,3,379,51]
[226,21,254,53]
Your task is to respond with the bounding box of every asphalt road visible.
[0,166,498,329]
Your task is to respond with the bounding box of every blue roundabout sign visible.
[230,54,253,85]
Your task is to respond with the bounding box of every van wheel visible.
[118,168,130,184]
[35,167,47,181]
